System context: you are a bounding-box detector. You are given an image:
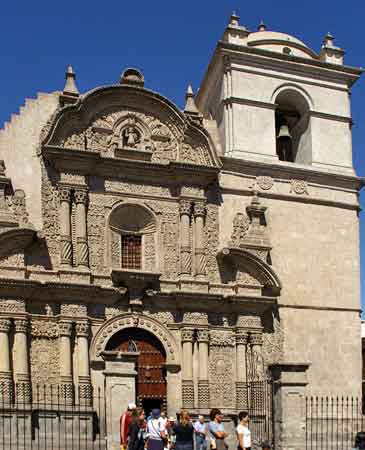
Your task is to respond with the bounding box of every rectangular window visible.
[121,235,142,270]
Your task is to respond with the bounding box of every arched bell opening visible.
[274,88,312,164]
[106,328,167,413]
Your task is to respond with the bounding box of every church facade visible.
[0,15,362,449]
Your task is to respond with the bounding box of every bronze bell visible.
[277,124,292,140]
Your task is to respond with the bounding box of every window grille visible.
[121,235,142,269]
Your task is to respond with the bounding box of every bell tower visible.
[196,14,362,174]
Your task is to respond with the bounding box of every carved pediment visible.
[42,83,221,169]
[218,247,281,296]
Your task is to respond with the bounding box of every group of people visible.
[120,403,273,450]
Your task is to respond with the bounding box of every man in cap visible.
[120,402,137,449]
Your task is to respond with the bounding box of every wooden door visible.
[109,328,167,408]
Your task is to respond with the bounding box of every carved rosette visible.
[182,379,194,409]
[181,328,195,343]
[236,381,249,410]
[0,318,11,333]
[59,320,73,337]
[198,380,210,408]
[197,329,210,343]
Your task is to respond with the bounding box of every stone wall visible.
[0,92,60,228]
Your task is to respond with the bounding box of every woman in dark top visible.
[128,408,146,450]
[173,410,194,450]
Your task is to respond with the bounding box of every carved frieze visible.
[183,312,208,325]
[237,315,262,328]
[30,338,60,386]
[31,320,59,338]
[0,253,25,267]
[60,303,87,317]
[210,330,235,347]
[0,299,25,313]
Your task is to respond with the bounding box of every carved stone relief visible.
[209,346,235,408]
[0,252,25,267]
[262,315,284,365]
[183,312,208,325]
[0,299,26,313]
[30,338,60,386]
[205,196,220,283]
[290,179,309,195]
[31,320,59,338]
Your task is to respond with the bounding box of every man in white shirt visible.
[194,415,207,450]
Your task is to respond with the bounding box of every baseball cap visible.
[152,408,160,418]
[128,403,137,410]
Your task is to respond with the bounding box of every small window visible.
[121,235,142,270]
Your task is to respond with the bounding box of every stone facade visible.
[0,16,362,450]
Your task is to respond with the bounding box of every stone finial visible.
[258,20,267,32]
[184,84,199,114]
[120,68,145,87]
[229,11,240,27]
[63,65,79,96]
[319,31,344,65]
[323,32,334,47]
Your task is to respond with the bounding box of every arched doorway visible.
[106,328,167,414]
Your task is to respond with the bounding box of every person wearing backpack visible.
[147,409,167,450]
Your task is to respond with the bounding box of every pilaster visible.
[179,200,192,278]
[193,201,207,280]
[58,185,73,267]
[197,328,209,408]
[74,188,89,270]
[13,319,31,403]
[0,318,13,402]
[181,328,195,408]
[58,319,74,403]
[76,321,92,405]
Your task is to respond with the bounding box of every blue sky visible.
[1,0,364,308]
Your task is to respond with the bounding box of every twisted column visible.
[193,201,206,279]
[74,188,89,270]
[235,331,248,409]
[59,185,72,267]
[181,328,194,408]
[179,200,192,277]
[59,320,74,403]
[197,329,210,408]
[76,321,92,405]
[13,319,31,402]
[0,319,13,402]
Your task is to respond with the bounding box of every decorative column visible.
[76,321,92,405]
[197,329,210,408]
[249,332,264,410]
[58,185,72,267]
[13,319,31,402]
[193,201,206,279]
[59,320,74,403]
[181,328,195,408]
[235,331,248,409]
[74,187,89,270]
[179,200,192,277]
[0,318,13,402]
